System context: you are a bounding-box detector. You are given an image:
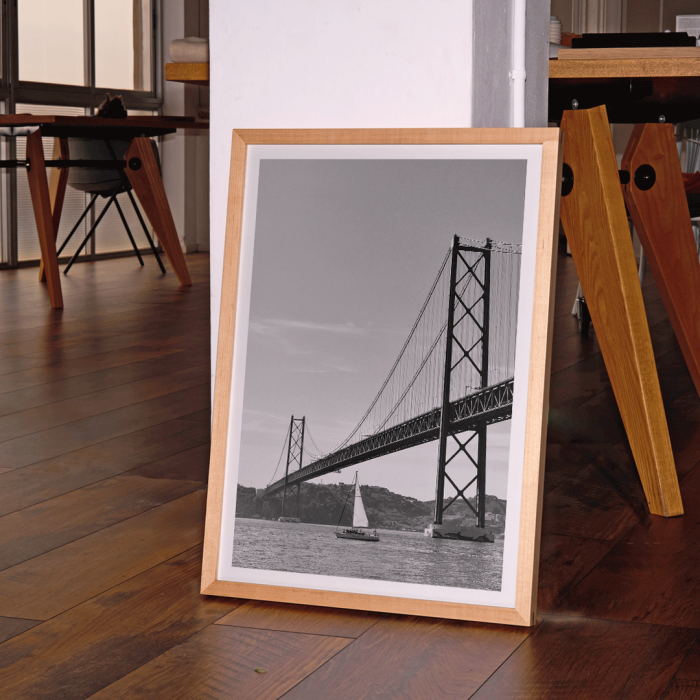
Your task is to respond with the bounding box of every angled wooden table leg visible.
[26,130,63,309]
[124,137,192,286]
[622,123,700,397]
[39,137,69,283]
[560,105,682,517]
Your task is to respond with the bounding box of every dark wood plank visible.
[0,382,210,470]
[281,615,531,700]
[557,463,700,627]
[663,640,700,699]
[0,364,208,442]
[470,616,697,700]
[0,617,40,645]
[667,388,700,425]
[0,309,207,364]
[0,418,209,516]
[537,534,614,613]
[127,443,211,483]
[0,344,188,394]
[0,349,208,417]
[88,624,350,700]
[668,420,700,480]
[0,297,206,356]
[540,442,647,542]
[674,639,700,681]
[216,600,383,638]
[661,680,700,699]
[0,547,240,700]
[0,475,203,571]
[180,408,211,422]
[0,490,206,619]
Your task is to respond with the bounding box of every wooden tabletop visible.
[0,114,209,138]
[550,56,700,79]
[549,56,700,123]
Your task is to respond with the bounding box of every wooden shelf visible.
[550,56,700,79]
[165,63,209,86]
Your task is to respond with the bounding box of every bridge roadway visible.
[265,378,514,496]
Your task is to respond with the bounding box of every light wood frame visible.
[202,128,563,626]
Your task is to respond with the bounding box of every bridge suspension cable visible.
[331,237,521,453]
[303,423,326,461]
[267,421,292,487]
[334,247,452,451]
[266,236,522,492]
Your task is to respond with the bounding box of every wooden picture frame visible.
[202,128,563,626]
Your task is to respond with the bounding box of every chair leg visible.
[126,189,167,275]
[57,193,100,257]
[113,196,145,266]
[64,193,117,275]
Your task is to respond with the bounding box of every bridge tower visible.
[280,415,305,519]
[433,236,491,530]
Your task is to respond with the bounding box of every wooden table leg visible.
[622,123,700,397]
[39,138,69,283]
[559,105,682,517]
[26,130,63,309]
[124,137,192,286]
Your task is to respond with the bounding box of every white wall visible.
[209,0,549,378]
[161,0,210,254]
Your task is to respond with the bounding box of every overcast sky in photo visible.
[236,157,527,501]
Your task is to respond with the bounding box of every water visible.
[232,518,504,591]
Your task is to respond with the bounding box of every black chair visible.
[58,137,166,275]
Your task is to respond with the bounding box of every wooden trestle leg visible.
[26,130,63,309]
[622,123,700,397]
[39,138,69,283]
[559,105,683,517]
[124,137,192,286]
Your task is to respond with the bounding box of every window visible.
[18,1,84,85]
[1,0,162,267]
[95,0,153,92]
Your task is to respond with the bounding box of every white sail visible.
[352,476,369,528]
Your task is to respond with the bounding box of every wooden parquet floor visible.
[1,247,699,699]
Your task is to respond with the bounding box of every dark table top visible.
[0,114,209,139]
[549,56,700,124]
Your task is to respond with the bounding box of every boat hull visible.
[336,529,379,542]
[424,523,495,543]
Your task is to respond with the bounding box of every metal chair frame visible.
[59,185,166,275]
[59,137,166,276]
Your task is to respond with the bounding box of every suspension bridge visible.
[264,235,521,531]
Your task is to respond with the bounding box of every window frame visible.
[0,0,164,267]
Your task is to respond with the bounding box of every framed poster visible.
[202,129,562,626]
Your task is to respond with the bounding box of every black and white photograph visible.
[220,143,543,605]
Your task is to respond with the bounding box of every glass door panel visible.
[95,0,153,92]
[18,0,84,85]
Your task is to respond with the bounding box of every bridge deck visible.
[265,379,513,495]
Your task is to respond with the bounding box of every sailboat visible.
[335,472,379,541]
